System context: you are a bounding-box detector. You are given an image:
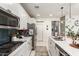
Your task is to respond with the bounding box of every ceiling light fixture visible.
[34,5,39,8]
[37,14,40,17]
[34,4,39,9]
[49,14,53,17]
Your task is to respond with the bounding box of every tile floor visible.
[30,46,49,56]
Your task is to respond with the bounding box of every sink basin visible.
[52,36,64,41]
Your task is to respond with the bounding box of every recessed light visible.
[37,14,40,17]
[34,5,39,8]
[61,7,64,9]
[61,21,63,23]
[49,14,53,17]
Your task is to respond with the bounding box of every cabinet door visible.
[55,47,59,56]
[51,40,56,56]
[0,13,8,25]
[48,38,56,56]
[48,38,59,56]
[48,38,52,56]
[8,16,18,27]
[0,12,18,27]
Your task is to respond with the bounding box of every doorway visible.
[36,21,45,46]
[36,21,51,46]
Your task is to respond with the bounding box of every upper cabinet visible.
[0,3,30,30]
[0,6,19,29]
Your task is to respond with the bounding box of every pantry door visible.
[36,21,44,46]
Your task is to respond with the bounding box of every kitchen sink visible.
[52,36,64,41]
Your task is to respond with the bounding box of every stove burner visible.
[0,41,23,56]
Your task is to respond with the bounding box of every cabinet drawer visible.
[48,38,58,56]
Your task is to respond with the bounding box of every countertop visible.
[9,36,32,56]
[12,36,32,42]
[49,36,79,56]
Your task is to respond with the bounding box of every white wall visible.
[0,3,30,29]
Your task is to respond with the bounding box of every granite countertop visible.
[8,36,32,56]
[49,36,79,56]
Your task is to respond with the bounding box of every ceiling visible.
[21,3,79,18]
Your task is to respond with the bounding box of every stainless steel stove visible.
[0,41,23,56]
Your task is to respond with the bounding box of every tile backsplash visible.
[0,29,16,45]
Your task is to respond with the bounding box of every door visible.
[43,21,51,47]
[36,21,44,46]
[36,21,51,46]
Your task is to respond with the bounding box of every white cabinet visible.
[48,37,59,56]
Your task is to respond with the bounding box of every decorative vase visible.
[72,36,76,45]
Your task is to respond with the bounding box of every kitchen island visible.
[9,36,32,56]
[48,36,79,56]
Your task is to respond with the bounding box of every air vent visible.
[61,7,64,9]
[34,5,39,8]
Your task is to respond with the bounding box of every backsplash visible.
[0,29,17,45]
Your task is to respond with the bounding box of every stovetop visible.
[0,41,23,56]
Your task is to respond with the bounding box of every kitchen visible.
[0,3,79,56]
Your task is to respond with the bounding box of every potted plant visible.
[65,25,74,37]
[65,25,76,44]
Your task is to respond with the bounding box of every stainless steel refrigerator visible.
[27,23,37,50]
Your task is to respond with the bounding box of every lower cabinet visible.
[48,37,59,56]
